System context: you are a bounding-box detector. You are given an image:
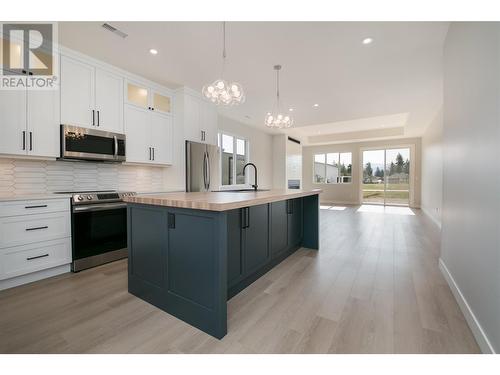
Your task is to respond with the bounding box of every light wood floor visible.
[0,205,480,353]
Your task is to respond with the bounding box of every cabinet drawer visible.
[0,211,71,248]
[0,238,71,280]
[0,199,70,218]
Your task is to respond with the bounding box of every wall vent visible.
[101,23,128,39]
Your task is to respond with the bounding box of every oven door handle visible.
[72,202,127,213]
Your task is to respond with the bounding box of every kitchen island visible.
[124,189,321,339]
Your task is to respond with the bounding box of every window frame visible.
[218,131,250,190]
[313,152,353,185]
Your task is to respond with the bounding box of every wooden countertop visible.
[124,189,322,211]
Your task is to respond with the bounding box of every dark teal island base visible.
[127,194,319,339]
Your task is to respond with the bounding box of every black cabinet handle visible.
[22,69,27,74]
[240,208,250,229]
[148,147,151,160]
[152,147,155,161]
[22,131,26,150]
[97,110,100,126]
[168,213,176,229]
[25,205,47,209]
[29,132,32,151]
[152,107,154,111]
[27,254,49,261]
[28,71,33,76]
[26,226,48,231]
[92,110,95,126]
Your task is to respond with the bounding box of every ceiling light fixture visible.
[149,49,158,55]
[289,108,294,112]
[202,22,245,106]
[362,37,373,45]
[313,103,319,108]
[265,65,293,129]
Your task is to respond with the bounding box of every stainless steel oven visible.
[60,125,126,162]
[56,191,136,272]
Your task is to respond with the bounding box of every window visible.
[219,132,249,186]
[313,152,352,184]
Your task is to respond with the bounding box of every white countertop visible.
[0,193,73,202]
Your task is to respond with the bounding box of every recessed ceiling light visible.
[313,104,319,108]
[362,37,373,45]
[289,108,294,112]
[149,49,158,55]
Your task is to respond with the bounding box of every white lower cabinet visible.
[0,198,71,290]
[0,211,71,249]
[124,104,173,165]
[0,238,71,281]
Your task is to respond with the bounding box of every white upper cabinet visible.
[0,88,27,156]
[126,81,171,115]
[151,112,173,165]
[124,104,173,165]
[0,71,59,158]
[177,89,218,146]
[95,69,124,133]
[27,89,59,158]
[60,56,95,127]
[60,55,124,132]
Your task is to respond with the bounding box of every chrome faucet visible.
[243,163,258,191]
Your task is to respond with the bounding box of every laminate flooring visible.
[0,205,480,353]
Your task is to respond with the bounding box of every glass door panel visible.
[127,83,149,109]
[385,148,410,206]
[362,149,386,204]
[153,92,171,113]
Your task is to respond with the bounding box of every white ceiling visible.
[59,22,448,143]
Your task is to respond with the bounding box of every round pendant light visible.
[202,22,245,106]
[265,65,293,129]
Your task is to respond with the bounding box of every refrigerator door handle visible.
[206,150,211,190]
[202,151,208,190]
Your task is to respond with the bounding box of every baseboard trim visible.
[0,264,71,291]
[320,200,358,206]
[438,258,495,354]
[422,206,442,229]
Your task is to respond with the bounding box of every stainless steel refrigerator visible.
[185,140,220,192]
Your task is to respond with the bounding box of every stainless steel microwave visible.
[60,125,126,162]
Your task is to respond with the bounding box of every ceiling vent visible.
[101,23,128,39]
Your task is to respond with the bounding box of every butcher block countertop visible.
[123,189,322,211]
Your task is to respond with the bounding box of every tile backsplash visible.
[0,158,165,195]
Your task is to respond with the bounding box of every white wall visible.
[302,137,422,207]
[218,116,274,189]
[421,108,444,227]
[272,135,287,189]
[440,22,500,353]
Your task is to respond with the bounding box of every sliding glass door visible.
[362,147,410,206]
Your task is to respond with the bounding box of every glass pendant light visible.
[265,65,293,129]
[202,22,245,106]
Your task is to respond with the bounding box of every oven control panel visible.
[72,191,136,205]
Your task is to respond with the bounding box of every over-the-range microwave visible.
[60,125,126,162]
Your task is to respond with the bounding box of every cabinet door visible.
[124,104,151,163]
[27,88,59,158]
[126,81,149,110]
[0,88,27,156]
[227,209,243,287]
[95,68,123,133]
[243,204,269,274]
[183,94,201,142]
[152,91,171,114]
[201,101,218,145]
[287,198,303,247]
[60,56,95,127]
[270,201,288,257]
[150,112,173,165]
